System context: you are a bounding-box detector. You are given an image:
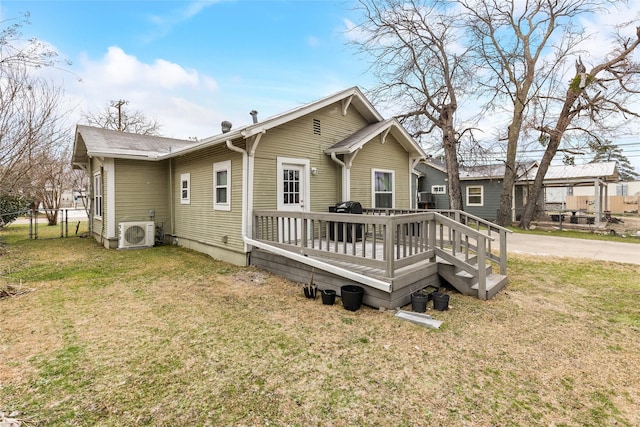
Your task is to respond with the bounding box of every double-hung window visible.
[93,172,103,218]
[180,173,191,204]
[466,186,484,206]
[213,161,231,211]
[372,169,394,208]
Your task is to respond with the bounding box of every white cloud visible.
[62,46,224,139]
[143,0,225,44]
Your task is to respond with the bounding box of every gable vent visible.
[313,118,321,135]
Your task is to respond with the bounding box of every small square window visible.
[432,185,446,195]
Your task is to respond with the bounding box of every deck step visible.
[471,274,508,300]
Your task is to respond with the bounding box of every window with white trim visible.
[213,161,231,211]
[432,185,446,194]
[466,185,483,206]
[93,172,103,218]
[372,169,394,208]
[180,173,190,204]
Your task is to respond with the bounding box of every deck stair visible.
[437,255,507,300]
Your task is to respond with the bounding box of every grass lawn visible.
[1,223,639,426]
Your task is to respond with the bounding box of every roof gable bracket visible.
[411,156,421,170]
[345,148,360,169]
[246,130,266,156]
[380,128,390,145]
[341,95,353,116]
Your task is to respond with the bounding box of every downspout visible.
[331,150,361,202]
[330,152,348,201]
[410,157,421,209]
[169,158,174,238]
[225,140,249,253]
[226,132,264,258]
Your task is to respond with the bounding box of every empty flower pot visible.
[411,292,428,313]
[432,292,450,311]
[321,289,336,305]
[341,285,364,311]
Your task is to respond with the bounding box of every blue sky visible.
[1,0,639,169]
[1,0,371,139]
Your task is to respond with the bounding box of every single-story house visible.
[415,158,537,221]
[72,87,510,306]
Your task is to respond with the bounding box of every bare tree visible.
[31,143,74,225]
[82,101,161,135]
[519,27,640,227]
[459,0,604,225]
[350,0,478,210]
[0,13,64,70]
[0,66,68,197]
[1,13,71,201]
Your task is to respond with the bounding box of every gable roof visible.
[324,118,426,159]
[72,87,422,164]
[169,86,385,158]
[72,125,195,167]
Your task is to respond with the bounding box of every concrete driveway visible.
[507,233,640,265]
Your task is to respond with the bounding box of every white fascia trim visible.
[244,237,392,293]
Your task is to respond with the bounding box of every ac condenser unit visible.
[118,221,155,249]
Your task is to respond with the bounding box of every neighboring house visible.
[72,87,426,265]
[415,158,537,221]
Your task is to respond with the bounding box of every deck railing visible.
[363,208,511,275]
[252,209,507,295]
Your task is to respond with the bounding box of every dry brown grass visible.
[1,224,639,426]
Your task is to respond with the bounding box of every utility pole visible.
[110,99,128,131]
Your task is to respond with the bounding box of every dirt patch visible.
[606,215,640,236]
[0,284,32,299]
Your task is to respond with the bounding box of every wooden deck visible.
[248,209,510,308]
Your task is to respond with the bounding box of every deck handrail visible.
[362,208,510,275]
[252,209,506,297]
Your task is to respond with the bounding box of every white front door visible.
[277,157,310,242]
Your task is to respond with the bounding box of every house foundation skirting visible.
[249,248,441,309]
[174,236,248,266]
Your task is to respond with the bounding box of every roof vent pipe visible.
[221,121,232,133]
[250,110,258,124]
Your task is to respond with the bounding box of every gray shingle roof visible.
[73,125,196,166]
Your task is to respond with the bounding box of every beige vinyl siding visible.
[253,103,370,212]
[172,144,244,253]
[114,159,171,227]
[349,133,411,209]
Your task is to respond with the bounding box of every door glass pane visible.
[283,167,301,205]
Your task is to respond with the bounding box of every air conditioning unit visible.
[118,221,155,249]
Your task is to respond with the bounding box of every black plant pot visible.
[411,292,428,313]
[432,292,450,311]
[304,286,317,299]
[321,289,336,305]
[341,285,364,311]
